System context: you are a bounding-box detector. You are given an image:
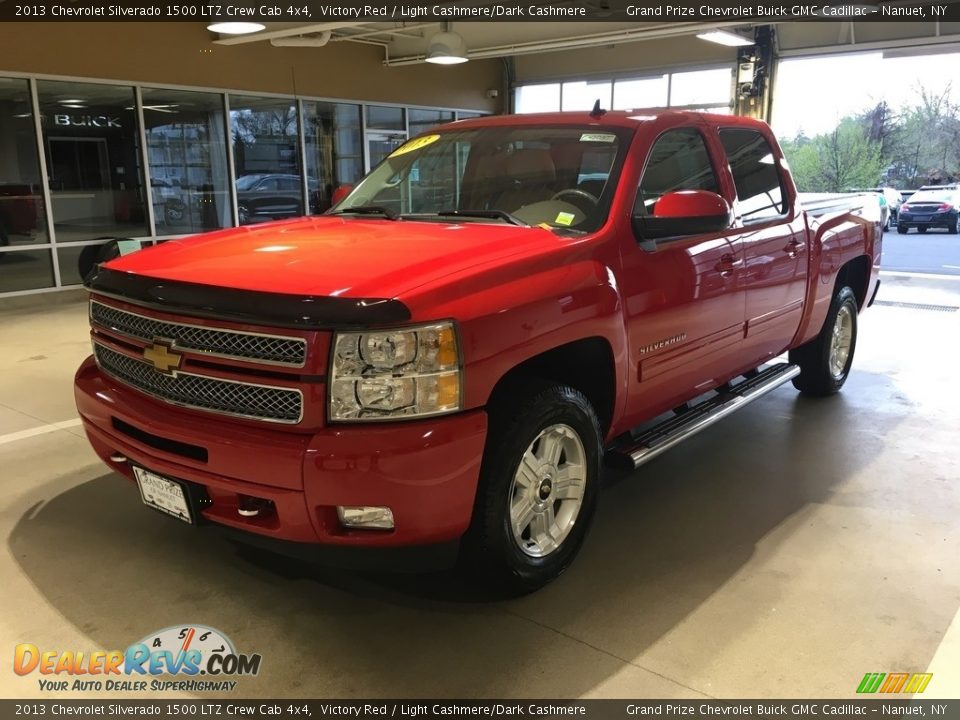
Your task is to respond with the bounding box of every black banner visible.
[2,0,959,22]
[3,700,960,720]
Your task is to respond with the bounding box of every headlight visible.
[329,321,461,422]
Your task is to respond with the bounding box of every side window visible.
[637,128,718,217]
[719,128,787,223]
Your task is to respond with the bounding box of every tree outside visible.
[776,69,960,193]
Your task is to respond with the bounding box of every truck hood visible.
[105,216,564,299]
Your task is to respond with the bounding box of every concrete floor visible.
[1,272,958,700]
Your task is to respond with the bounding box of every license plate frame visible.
[133,466,193,524]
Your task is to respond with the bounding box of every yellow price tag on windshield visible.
[555,212,576,226]
[390,134,441,157]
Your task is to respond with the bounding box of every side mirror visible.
[331,184,353,206]
[633,189,733,243]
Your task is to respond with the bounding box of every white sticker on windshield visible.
[580,133,617,143]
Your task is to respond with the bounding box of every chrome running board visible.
[606,363,801,471]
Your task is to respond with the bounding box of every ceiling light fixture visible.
[696,30,754,47]
[206,22,266,35]
[425,24,469,65]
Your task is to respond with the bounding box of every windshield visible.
[333,125,631,233]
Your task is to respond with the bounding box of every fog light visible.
[337,506,394,530]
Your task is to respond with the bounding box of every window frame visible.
[635,125,725,243]
[717,126,791,227]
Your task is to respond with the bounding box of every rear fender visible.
[792,208,879,347]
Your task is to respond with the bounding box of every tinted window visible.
[636,128,718,216]
[229,95,302,225]
[142,87,232,235]
[719,128,786,222]
[37,79,149,243]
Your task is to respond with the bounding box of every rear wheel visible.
[790,286,858,396]
[897,225,908,235]
[462,383,601,593]
[949,217,959,234]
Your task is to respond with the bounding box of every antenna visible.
[590,99,607,118]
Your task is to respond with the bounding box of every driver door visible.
[618,126,748,427]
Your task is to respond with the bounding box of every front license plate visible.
[133,467,193,524]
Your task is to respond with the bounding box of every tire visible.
[950,217,959,235]
[897,225,908,235]
[462,383,602,593]
[918,226,928,234]
[789,286,858,396]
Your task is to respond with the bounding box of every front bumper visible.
[75,357,488,566]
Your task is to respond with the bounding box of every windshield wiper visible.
[330,205,399,220]
[431,209,528,227]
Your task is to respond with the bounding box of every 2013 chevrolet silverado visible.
[75,110,882,591]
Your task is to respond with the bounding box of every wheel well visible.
[835,255,870,309]
[487,337,616,435]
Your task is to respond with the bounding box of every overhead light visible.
[59,99,84,104]
[696,30,754,47]
[62,103,86,109]
[425,30,469,65]
[206,22,265,35]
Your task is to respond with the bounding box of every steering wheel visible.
[551,188,600,208]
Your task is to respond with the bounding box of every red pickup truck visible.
[75,110,881,591]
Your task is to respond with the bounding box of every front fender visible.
[402,251,628,421]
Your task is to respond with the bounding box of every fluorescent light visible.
[425,30,469,65]
[207,22,265,35]
[426,54,469,65]
[696,30,753,47]
[58,99,84,104]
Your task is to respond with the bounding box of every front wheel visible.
[918,226,928,234]
[462,383,601,593]
[790,286,859,396]
[897,225,908,234]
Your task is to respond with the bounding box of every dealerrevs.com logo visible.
[14,625,262,692]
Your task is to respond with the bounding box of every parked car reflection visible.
[235,173,318,225]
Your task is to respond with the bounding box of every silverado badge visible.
[143,342,183,375]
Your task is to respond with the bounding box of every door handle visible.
[714,254,743,277]
[783,239,803,257]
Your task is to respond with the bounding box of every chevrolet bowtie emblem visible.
[143,342,182,375]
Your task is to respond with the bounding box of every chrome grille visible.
[94,343,303,424]
[91,301,306,367]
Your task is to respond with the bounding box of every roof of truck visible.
[447,110,768,131]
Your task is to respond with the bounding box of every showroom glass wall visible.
[0,73,485,296]
[513,67,734,114]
